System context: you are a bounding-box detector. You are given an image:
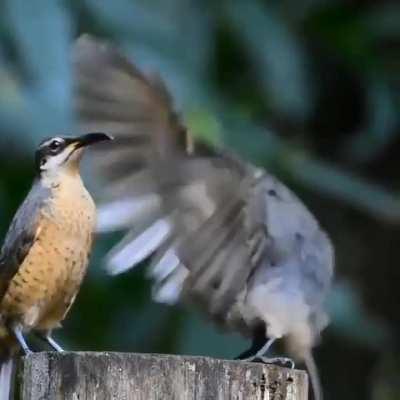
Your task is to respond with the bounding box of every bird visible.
[73,35,334,400]
[0,132,112,399]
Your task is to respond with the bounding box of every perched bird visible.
[0,132,112,399]
[73,35,334,400]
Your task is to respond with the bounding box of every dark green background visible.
[0,1,399,399]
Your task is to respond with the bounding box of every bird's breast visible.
[0,177,97,330]
[46,178,96,235]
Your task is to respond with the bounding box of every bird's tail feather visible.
[304,351,323,400]
[0,357,15,400]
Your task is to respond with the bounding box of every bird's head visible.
[35,132,113,178]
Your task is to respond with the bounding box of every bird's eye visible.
[49,140,62,151]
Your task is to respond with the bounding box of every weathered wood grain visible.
[20,352,308,400]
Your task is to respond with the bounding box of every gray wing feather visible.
[0,181,50,300]
[239,174,334,340]
[261,173,334,305]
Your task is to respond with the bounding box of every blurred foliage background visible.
[0,0,399,399]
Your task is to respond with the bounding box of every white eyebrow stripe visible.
[39,137,65,148]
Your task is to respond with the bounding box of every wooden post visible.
[19,352,308,399]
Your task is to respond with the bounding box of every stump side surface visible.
[20,352,308,400]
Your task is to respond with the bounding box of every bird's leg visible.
[243,337,295,369]
[37,331,64,352]
[44,335,64,352]
[242,337,275,362]
[11,325,32,355]
[236,325,270,360]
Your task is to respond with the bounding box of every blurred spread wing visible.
[152,156,269,319]
[73,34,188,195]
[73,35,270,314]
[73,34,188,271]
[0,181,49,300]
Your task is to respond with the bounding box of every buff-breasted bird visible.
[0,132,112,399]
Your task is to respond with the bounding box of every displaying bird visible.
[0,132,112,399]
[73,35,334,400]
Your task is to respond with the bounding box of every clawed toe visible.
[255,356,295,369]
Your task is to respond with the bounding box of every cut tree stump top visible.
[20,352,308,400]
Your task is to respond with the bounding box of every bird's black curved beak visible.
[74,132,113,148]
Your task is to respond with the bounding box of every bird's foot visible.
[23,348,33,356]
[255,356,295,369]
